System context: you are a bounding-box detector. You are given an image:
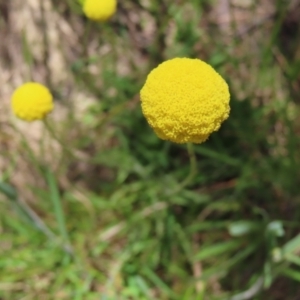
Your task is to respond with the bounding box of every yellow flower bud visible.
[140,58,230,144]
[83,0,117,22]
[11,82,54,121]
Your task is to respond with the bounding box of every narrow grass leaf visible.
[195,146,240,166]
[285,254,300,266]
[0,181,17,200]
[142,268,177,299]
[228,221,261,237]
[194,240,242,261]
[45,168,72,254]
[282,268,300,282]
[283,234,300,255]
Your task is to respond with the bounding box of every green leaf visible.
[228,221,261,237]
[194,240,242,261]
[0,181,18,200]
[195,146,240,166]
[283,234,300,255]
[285,254,300,266]
[282,268,300,282]
[267,221,285,237]
[142,268,176,298]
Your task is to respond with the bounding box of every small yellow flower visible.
[83,0,117,22]
[140,58,230,144]
[11,82,54,121]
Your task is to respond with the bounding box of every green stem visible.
[175,143,197,192]
[10,122,73,255]
[45,168,73,256]
[43,118,87,163]
[0,181,73,254]
[82,20,92,58]
[39,0,52,88]
[12,122,44,175]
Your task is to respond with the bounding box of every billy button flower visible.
[82,0,117,22]
[140,58,230,144]
[11,82,54,121]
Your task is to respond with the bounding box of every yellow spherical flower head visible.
[83,0,117,22]
[140,58,230,144]
[11,82,54,121]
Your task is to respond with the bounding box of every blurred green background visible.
[1,0,300,299]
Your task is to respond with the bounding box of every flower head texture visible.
[11,82,54,121]
[83,0,117,22]
[140,58,230,144]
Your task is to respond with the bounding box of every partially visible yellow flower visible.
[83,0,117,22]
[140,57,230,144]
[11,82,54,121]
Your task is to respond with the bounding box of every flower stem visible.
[82,20,92,58]
[176,143,197,192]
[45,168,73,256]
[43,118,88,163]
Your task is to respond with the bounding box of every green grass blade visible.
[0,181,18,200]
[284,254,300,266]
[282,268,300,282]
[142,267,177,299]
[194,240,242,261]
[45,168,73,255]
[283,234,300,255]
